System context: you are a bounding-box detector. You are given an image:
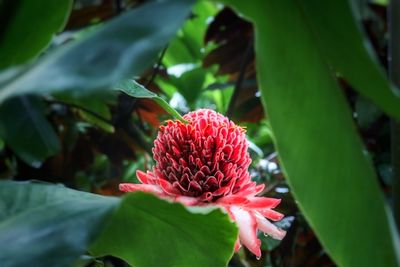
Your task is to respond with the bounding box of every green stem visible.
[389,0,400,231]
[154,97,187,123]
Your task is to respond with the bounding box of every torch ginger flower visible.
[120,109,286,257]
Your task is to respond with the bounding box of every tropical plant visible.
[0,0,399,267]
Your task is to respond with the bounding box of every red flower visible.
[120,109,286,257]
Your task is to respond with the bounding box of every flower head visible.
[120,109,286,257]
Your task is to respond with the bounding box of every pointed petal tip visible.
[136,169,152,184]
[254,183,265,195]
[119,183,135,192]
[158,178,181,195]
[245,197,281,209]
[248,239,262,259]
[119,183,164,195]
[255,213,286,240]
[258,209,285,221]
[230,206,262,258]
[234,238,241,252]
[274,228,287,240]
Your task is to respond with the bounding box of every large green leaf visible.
[170,67,206,105]
[0,0,71,165]
[0,181,118,267]
[91,192,237,267]
[224,1,399,266]
[0,96,60,166]
[163,2,218,67]
[0,0,195,103]
[0,0,72,69]
[0,181,237,267]
[299,0,400,120]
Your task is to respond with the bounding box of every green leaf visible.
[90,192,237,267]
[115,80,157,98]
[224,1,400,266]
[78,111,115,133]
[170,67,206,104]
[164,36,199,67]
[299,0,400,120]
[0,0,72,164]
[115,79,187,122]
[0,0,72,70]
[54,92,116,133]
[0,96,60,166]
[0,181,237,267]
[355,96,382,129]
[0,181,118,267]
[163,2,219,67]
[0,0,195,103]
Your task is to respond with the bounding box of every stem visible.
[145,45,168,88]
[48,100,112,125]
[154,97,187,123]
[391,120,400,229]
[389,0,400,231]
[226,38,254,117]
[124,45,169,117]
[114,0,123,14]
[124,122,152,155]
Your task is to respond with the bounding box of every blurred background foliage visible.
[0,0,399,266]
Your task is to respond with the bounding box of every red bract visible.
[120,109,286,257]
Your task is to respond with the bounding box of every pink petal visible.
[244,197,281,209]
[199,192,213,202]
[217,195,249,206]
[230,206,261,258]
[119,183,163,195]
[255,212,286,240]
[136,170,152,184]
[254,184,265,195]
[174,195,200,206]
[257,209,284,221]
[234,182,264,197]
[211,186,228,196]
[234,238,242,252]
[158,178,181,195]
